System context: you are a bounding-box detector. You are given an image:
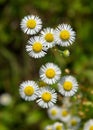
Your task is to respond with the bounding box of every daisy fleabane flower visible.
[20,15,42,35]
[58,75,78,96]
[0,93,12,106]
[26,36,47,58]
[84,119,93,130]
[48,105,60,120]
[19,80,39,101]
[36,87,57,108]
[59,108,71,122]
[39,63,61,85]
[40,28,56,48]
[53,122,64,130]
[45,125,53,130]
[68,116,81,130]
[55,24,76,46]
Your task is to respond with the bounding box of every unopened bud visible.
[63,49,70,57]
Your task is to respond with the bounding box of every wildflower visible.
[53,122,64,130]
[40,28,56,48]
[39,62,61,85]
[0,93,12,106]
[83,119,93,130]
[55,24,76,46]
[20,15,42,35]
[68,116,81,130]
[19,80,39,101]
[26,36,47,58]
[45,125,53,130]
[59,108,71,122]
[36,87,57,108]
[58,75,78,96]
[48,106,60,120]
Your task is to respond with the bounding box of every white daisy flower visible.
[53,122,64,130]
[58,75,78,96]
[48,105,60,120]
[0,93,12,106]
[55,24,76,46]
[39,63,61,85]
[45,125,53,130]
[84,119,93,130]
[40,28,56,48]
[68,116,81,130]
[20,15,42,35]
[19,80,39,101]
[26,36,47,58]
[58,108,71,122]
[36,87,57,108]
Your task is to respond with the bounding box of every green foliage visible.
[0,0,93,130]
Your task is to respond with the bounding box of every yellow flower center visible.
[61,110,68,117]
[60,30,70,40]
[51,109,57,116]
[63,81,73,91]
[56,125,62,130]
[26,19,36,29]
[45,68,55,78]
[45,33,54,42]
[42,92,52,102]
[90,126,93,130]
[71,119,77,126]
[32,42,42,52]
[24,86,34,96]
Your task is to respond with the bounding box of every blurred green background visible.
[0,0,93,130]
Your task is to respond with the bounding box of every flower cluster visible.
[48,106,71,122]
[45,122,64,130]
[19,74,78,108]
[20,15,76,59]
[46,105,81,130]
[45,116,93,130]
[19,14,79,109]
[45,97,81,130]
